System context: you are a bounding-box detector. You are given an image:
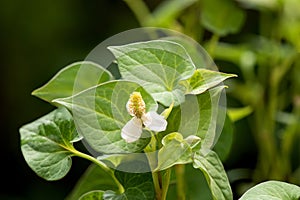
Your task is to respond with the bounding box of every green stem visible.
[153,171,162,200]
[161,169,171,200]
[69,148,125,194]
[144,135,163,200]
[207,34,219,58]
[175,164,186,200]
[123,0,152,26]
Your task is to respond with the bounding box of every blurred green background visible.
[2,0,300,199]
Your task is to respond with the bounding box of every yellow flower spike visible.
[126,92,146,118]
[122,91,168,143]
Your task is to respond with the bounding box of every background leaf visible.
[193,150,233,200]
[167,164,212,200]
[66,164,119,200]
[239,180,300,200]
[103,161,155,200]
[148,0,197,27]
[20,107,79,181]
[32,61,113,103]
[200,0,245,36]
[213,113,234,162]
[108,40,195,106]
[54,80,157,154]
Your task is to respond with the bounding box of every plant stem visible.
[123,0,152,26]
[175,164,186,200]
[69,148,125,194]
[207,34,219,59]
[144,135,163,200]
[161,169,171,200]
[153,171,162,200]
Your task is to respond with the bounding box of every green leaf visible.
[79,191,104,200]
[98,153,151,173]
[149,0,197,27]
[155,132,193,171]
[193,150,233,200]
[239,180,300,200]
[184,68,237,95]
[200,0,245,36]
[213,114,234,162]
[20,107,79,181]
[161,36,206,69]
[161,86,226,150]
[32,61,113,103]
[185,164,212,200]
[54,80,157,154]
[103,162,155,200]
[108,40,196,106]
[66,164,119,200]
[167,164,213,200]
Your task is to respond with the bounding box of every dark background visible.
[0,0,140,199]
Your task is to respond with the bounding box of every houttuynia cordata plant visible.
[20,34,300,200]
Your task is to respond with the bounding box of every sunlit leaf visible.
[108,40,195,106]
[32,61,113,103]
[239,180,300,200]
[200,0,245,36]
[193,150,233,200]
[184,68,237,95]
[161,36,206,69]
[54,80,157,154]
[20,107,79,181]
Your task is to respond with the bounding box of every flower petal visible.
[142,111,167,132]
[121,117,143,143]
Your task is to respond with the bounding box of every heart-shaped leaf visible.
[20,107,80,181]
[108,40,196,106]
[103,161,155,200]
[32,61,113,103]
[193,150,233,200]
[239,180,300,200]
[200,0,245,36]
[161,86,226,151]
[160,36,206,69]
[54,80,157,154]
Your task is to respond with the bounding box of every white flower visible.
[121,92,167,143]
